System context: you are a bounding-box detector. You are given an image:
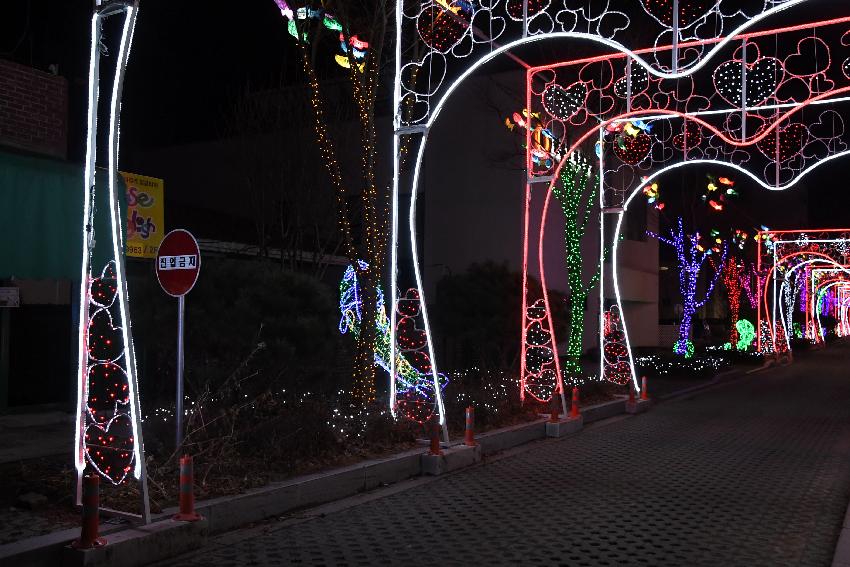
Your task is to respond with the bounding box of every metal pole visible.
[672,0,679,73]
[176,294,185,449]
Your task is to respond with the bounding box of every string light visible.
[551,153,602,376]
[722,257,744,345]
[649,218,727,356]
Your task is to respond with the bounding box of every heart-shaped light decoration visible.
[673,121,702,150]
[85,414,135,485]
[416,1,473,54]
[525,321,551,346]
[396,316,428,351]
[542,82,587,121]
[396,288,422,317]
[88,362,129,406]
[713,58,782,108]
[87,309,124,363]
[614,65,649,98]
[525,345,554,375]
[613,132,651,165]
[506,0,550,20]
[525,368,557,402]
[756,122,809,162]
[526,299,547,320]
[640,0,715,28]
[89,262,118,308]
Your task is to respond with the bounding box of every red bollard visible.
[628,382,636,404]
[174,455,202,522]
[464,406,476,446]
[570,387,580,419]
[429,418,443,456]
[641,376,649,401]
[72,473,106,549]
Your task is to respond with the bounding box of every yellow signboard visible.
[121,171,165,259]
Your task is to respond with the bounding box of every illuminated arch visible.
[392,2,850,422]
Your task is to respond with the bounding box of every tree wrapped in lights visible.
[649,218,728,356]
[721,256,744,345]
[551,152,602,376]
[273,1,395,406]
[339,262,447,424]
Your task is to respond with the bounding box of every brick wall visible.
[0,58,68,159]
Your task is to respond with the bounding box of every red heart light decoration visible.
[396,288,422,317]
[673,121,702,150]
[641,0,714,28]
[89,262,118,308]
[756,122,809,162]
[506,0,550,20]
[85,414,134,485]
[416,2,472,54]
[396,316,428,351]
[88,362,129,406]
[87,309,124,362]
[613,133,651,165]
[405,350,433,375]
[396,388,435,424]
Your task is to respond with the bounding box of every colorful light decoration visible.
[756,229,850,351]
[77,1,149,521]
[338,262,447,424]
[702,174,737,213]
[736,319,756,351]
[336,34,369,72]
[721,257,744,345]
[391,2,850,407]
[551,152,602,376]
[505,109,565,170]
[649,218,728,356]
[641,178,664,210]
[603,306,632,385]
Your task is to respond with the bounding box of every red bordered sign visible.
[155,229,201,297]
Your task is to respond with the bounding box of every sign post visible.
[156,229,201,449]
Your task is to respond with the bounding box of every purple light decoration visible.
[649,217,728,356]
[741,264,763,310]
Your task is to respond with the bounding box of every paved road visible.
[162,342,850,566]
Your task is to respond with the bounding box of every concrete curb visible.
[0,396,641,567]
[831,489,850,566]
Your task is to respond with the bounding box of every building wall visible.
[422,70,660,354]
[0,58,68,159]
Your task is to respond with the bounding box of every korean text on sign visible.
[158,255,198,271]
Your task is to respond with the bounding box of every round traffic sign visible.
[156,229,201,297]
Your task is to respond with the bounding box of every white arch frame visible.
[390,0,828,423]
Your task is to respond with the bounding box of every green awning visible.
[0,151,126,280]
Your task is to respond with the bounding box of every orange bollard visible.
[464,406,476,446]
[429,418,443,456]
[628,382,636,404]
[641,376,649,401]
[570,387,580,419]
[174,455,202,522]
[72,473,106,549]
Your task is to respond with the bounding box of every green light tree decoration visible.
[551,152,602,376]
